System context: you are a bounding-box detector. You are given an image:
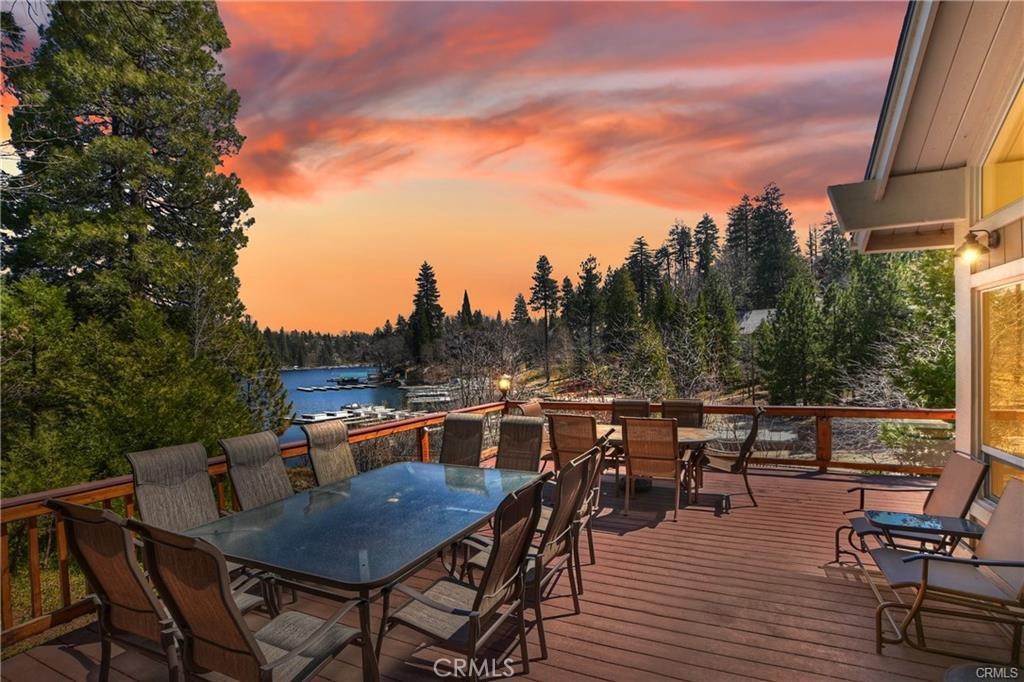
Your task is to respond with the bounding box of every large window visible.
[980,280,1024,499]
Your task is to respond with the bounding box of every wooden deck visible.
[2,469,1010,681]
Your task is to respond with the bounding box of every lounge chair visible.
[868,477,1024,663]
[834,451,987,563]
[301,420,358,486]
[222,430,294,510]
[699,407,764,510]
[129,519,378,682]
[43,499,182,682]
[622,417,682,521]
[378,477,546,680]
[439,413,485,467]
[494,416,544,472]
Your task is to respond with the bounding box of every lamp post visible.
[497,374,512,403]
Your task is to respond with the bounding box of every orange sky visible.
[6,2,908,333]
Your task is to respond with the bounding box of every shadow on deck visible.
[2,470,1009,681]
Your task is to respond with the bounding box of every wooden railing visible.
[0,401,506,648]
[0,399,953,647]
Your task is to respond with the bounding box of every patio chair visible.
[661,398,704,427]
[128,519,378,682]
[834,451,987,563]
[548,413,598,471]
[439,413,485,467]
[301,420,358,486]
[222,430,294,510]
[572,433,614,592]
[378,477,546,680]
[464,452,590,659]
[869,477,1024,663]
[622,417,682,521]
[699,407,765,511]
[43,499,181,682]
[611,398,650,424]
[514,400,545,419]
[495,416,544,472]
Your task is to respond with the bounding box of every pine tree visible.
[409,261,443,362]
[602,267,641,353]
[575,256,603,360]
[626,236,655,309]
[459,290,473,327]
[669,220,694,280]
[817,211,851,290]
[511,294,531,325]
[698,270,742,386]
[529,255,560,381]
[723,195,756,309]
[750,182,799,308]
[693,213,719,280]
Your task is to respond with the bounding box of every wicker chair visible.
[611,398,651,424]
[835,451,987,563]
[464,453,590,659]
[661,399,704,427]
[622,417,682,521]
[43,500,181,682]
[439,413,485,467]
[301,420,358,486]
[129,519,377,682]
[378,477,546,680]
[495,416,544,472]
[700,407,765,511]
[222,431,294,510]
[870,477,1024,663]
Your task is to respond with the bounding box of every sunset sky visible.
[7,1,909,333]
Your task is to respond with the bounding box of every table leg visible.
[359,593,380,682]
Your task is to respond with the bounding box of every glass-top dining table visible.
[185,461,546,681]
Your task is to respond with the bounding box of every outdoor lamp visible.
[953,229,1000,264]
[497,374,512,401]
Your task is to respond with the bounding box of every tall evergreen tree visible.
[602,267,641,353]
[693,213,719,280]
[511,293,531,325]
[459,290,473,327]
[723,195,756,307]
[528,255,560,381]
[626,236,655,309]
[817,211,852,290]
[750,182,799,307]
[669,220,694,279]
[574,256,604,360]
[409,261,443,362]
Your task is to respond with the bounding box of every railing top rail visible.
[523,400,955,420]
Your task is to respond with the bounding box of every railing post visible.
[1,522,12,630]
[27,516,42,617]
[56,517,71,608]
[816,415,833,473]
[417,426,431,462]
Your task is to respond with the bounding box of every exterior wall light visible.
[496,374,512,401]
[953,229,1001,264]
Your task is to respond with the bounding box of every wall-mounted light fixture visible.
[496,374,512,401]
[953,229,1001,264]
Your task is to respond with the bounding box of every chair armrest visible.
[901,554,1024,569]
[845,485,933,513]
[393,582,477,617]
[460,534,493,551]
[262,597,365,672]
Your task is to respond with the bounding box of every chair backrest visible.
[439,413,485,467]
[495,416,544,472]
[548,414,597,470]
[473,477,545,618]
[538,451,591,566]
[129,520,266,681]
[516,401,544,419]
[221,431,293,510]
[301,420,358,486]
[731,407,765,473]
[582,431,614,505]
[44,500,166,644]
[611,398,650,425]
[127,442,218,532]
[622,417,679,480]
[661,399,704,428]
[922,451,988,517]
[976,477,1024,601]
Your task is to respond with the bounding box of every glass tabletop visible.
[865,510,986,538]
[185,462,543,591]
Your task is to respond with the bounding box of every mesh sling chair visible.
[699,406,765,511]
[301,420,358,486]
[513,401,552,463]
[495,416,544,472]
[43,499,182,682]
[833,451,988,565]
[868,477,1024,664]
[377,477,546,681]
[611,398,651,423]
[463,452,591,659]
[127,442,265,613]
[570,433,614,593]
[622,417,682,521]
[548,413,598,471]
[439,413,486,467]
[222,431,294,510]
[128,519,378,682]
[661,399,704,427]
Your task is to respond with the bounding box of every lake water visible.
[279,366,403,443]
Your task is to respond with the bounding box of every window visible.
[981,84,1024,218]
[980,281,1024,499]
